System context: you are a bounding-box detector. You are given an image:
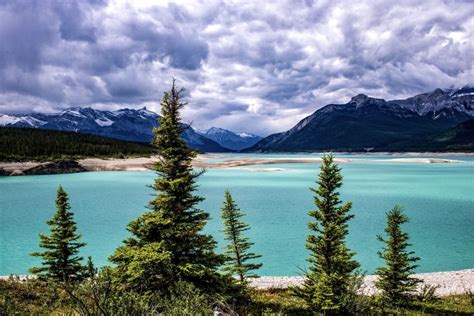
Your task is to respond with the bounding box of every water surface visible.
[1,154,473,276]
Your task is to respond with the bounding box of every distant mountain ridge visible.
[198,127,262,150]
[246,87,474,152]
[1,87,473,153]
[427,118,474,150]
[0,107,231,153]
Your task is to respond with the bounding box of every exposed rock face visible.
[21,160,87,176]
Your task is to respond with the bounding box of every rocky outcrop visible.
[21,160,87,175]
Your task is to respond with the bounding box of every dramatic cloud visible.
[0,0,472,135]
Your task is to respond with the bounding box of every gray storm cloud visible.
[0,0,472,135]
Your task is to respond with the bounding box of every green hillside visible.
[386,119,474,152]
[0,127,157,161]
[430,118,474,147]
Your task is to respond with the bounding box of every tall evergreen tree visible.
[375,205,421,308]
[220,190,262,282]
[110,81,224,294]
[296,154,360,313]
[30,186,86,283]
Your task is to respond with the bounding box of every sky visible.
[0,0,472,135]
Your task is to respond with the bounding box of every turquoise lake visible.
[1,154,473,276]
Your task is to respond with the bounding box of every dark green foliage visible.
[0,126,156,162]
[82,256,97,280]
[220,190,262,282]
[30,186,86,284]
[250,289,312,315]
[4,278,474,315]
[69,267,213,315]
[0,277,71,315]
[110,81,224,295]
[160,281,212,315]
[67,267,162,315]
[428,118,474,150]
[295,154,360,313]
[375,205,421,308]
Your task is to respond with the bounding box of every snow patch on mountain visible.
[0,115,46,127]
[394,87,474,118]
[95,118,114,127]
[0,115,21,125]
[236,132,254,138]
[61,109,86,118]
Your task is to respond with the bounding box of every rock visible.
[22,160,87,175]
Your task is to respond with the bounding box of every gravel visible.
[249,269,474,296]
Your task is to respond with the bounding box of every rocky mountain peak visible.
[350,94,369,106]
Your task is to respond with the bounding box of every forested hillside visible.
[0,127,156,161]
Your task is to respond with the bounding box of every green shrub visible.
[67,267,161,315]
[340,272,373,314]
[0,277,70,314]
[161,281,212,315]
[417,284,440,304]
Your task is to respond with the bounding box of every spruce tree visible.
[296,154,360,313]
[375,205,421,308]
[30,185,86,283]
[220,190,262,282]
[110,81,224,294]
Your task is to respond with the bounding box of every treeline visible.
[1,83,472,315]
[0,127,157,162]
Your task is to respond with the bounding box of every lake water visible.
[1,154,473,276]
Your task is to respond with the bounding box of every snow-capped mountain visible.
[246,87,474,152]
[199,127,262,150]
[391,87,474,118]
[0,107,230,153]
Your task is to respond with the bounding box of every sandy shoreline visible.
[249,269,474,296]
[2,269,473,296]
[0,154,466,175]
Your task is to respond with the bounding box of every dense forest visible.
[0,127,157,161]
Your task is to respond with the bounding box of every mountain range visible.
[246,87,474,152]
[1,87,473,153]
[198,127,262,150]
[0,107,231,153]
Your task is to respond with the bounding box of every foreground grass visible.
[2,278,474,315]
[252,289,474,315]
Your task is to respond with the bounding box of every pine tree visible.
[110,81,224,294]
[375,205,421,308]
[30,185,86,283]
[296,154,360,313]
[220,190,262,283]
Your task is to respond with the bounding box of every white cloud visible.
[0,0,472,135]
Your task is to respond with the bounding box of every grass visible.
[2,278,474,315]
[249,288,474,315]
